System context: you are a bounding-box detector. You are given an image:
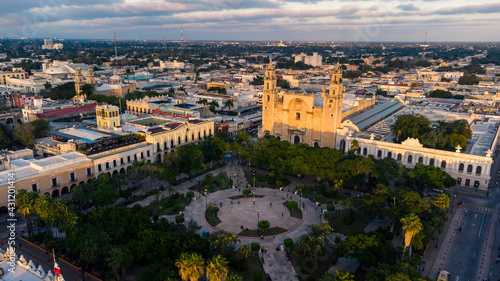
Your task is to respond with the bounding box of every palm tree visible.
[175,252,205,281]
[223,99,234,111]
[34,194,54,238]
[15,190,38,239]
[432,193,450,212]
[226,273,243,281]
[54,199,78,238]
[206,255,229,281]
[106,247,133,281]
[401,213,423,260]
[81,238,98,273]
[350,139,359,152]
[432,120,447,133]
[44,81,52,90]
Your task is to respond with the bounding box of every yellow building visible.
[207,82,227,90]
[0,68,26,85]
[0,152,94,209]
[96,104,120,130]
[262,62,374,148]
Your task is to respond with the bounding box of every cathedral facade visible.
[262,62,373,149]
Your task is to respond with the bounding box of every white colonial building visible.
[345,135,493,190]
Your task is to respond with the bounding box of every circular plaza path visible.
[184,186,324,243]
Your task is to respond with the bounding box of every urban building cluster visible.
[0,40,500,210]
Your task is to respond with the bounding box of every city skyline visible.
[1,0,500,42]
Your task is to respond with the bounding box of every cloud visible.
[397,4,419,11]
[433,3,500,15]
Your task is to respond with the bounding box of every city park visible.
[13,131,453,281]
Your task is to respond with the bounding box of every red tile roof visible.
[36,104,97,118]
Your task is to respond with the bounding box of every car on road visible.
[437,270,449,281]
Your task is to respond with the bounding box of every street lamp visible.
[205,189,208,206]
[252,170,256,195]
[197,179,201,195]
[299,190,303,209]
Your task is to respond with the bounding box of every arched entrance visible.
[79,181,85,186]
[52,189,60,198]
[61,186,69,195]
[294,135,300,144]
[112,170,118,176]
[339,139,346,152]
[120,168,125,174]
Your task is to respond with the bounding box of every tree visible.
[350,139,359,152]
[223,99,234,110]
[206,255,229,281]
[277,78,290,89]
[81,83,94,97]
[459,74,479,85]
[44,81,52,90]
[30,119,50,138]
[432,193,450,212]
[252,76,264,85]
[14,123,35,147]
[391,114,431,144]
[258,220,270,230]
[81,238,99,272]
[15,189,38,239]
[401,214,422,260]
[334,270,355,281]
[235,130,251,144]
[106,246,133,281]
[175,252,205,281]
[0,123,12,149]
[226,273,243,281]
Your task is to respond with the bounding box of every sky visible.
[1,0,499,42]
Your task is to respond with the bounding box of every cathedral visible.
[261,62,374,149]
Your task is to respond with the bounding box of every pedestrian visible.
[273,234,275,239]
[282,212,284,217]
[260,235,264,240]
[46,250,50,261]
[270,203,272,207]
[18,241,22,247]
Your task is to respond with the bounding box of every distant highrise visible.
[294,52,322,67]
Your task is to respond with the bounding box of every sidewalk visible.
[5,238,101,281]
[421,203,460,278]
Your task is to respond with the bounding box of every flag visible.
[54,258,61,275]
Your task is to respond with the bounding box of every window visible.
[127,156,131,163]
[171,140,174,147]
[267,95,270,102]
[418,157,423,163]
[141,152,144,160]
[185,135,188,142]
[465,179,470,186]
[459,163,464,173]
[98,164,102,172]
[164,142,167,150]
[397,153,402,162]
[266,83,269,90]
[106,162,110,169]
[441,161,446,169]
[387,152,392,158]
[363,148,367,156]
[157,143,160,151]
[476,166,482,176]
[198,132,201,139]
[178,137,181,144]
[147,150,150,157]
[113,160,117,167]
[192,134,195,141]
[407,155,413,164]
[296,113,301,120]
[430,159,435,166]
[87,168,92,176]
[31,183,38,192]
[134,155,137,161]
[52,178,58,187]
[377,150,382,158]
[457,177,462,185]
[467,164,473,174]
[121,158,124,165]
[70,172,76,182]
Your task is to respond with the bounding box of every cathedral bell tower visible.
[74,67,83,97]
[86,68,96,94]
[262,60,278,135]
[322,62,344,147]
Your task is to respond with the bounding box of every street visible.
[440,208,492,281]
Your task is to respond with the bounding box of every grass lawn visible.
[326,210,372,235]
[244,171,275,188]
[290,244,339,281]
[144,195,189,216]
[205,208,222,227]
[239,227,287,237]
[230,254,264,281]
[228,194,265,200]
[283,202,303,219]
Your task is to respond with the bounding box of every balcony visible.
[70,177,78,182]
[52,184,60,188]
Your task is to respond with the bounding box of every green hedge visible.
[251,242,260,252]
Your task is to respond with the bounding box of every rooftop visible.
[51,127,113,143]
[36,104,97,119]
